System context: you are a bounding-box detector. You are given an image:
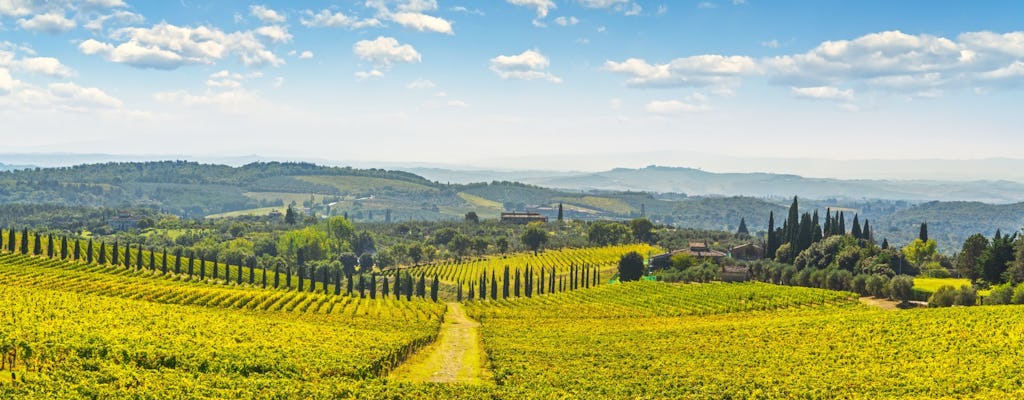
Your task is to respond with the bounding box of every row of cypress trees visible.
[456,263,602,301]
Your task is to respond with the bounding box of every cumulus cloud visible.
[553,16,578,26]
[0,0,33,17]
[18,12,76,33]
[300,9,382,29]
[299,50,313,59]
[48,82,122,108]
[603,55,758,89]
[507,0,555,25]
[0,45,75,78]
[791,86,855,102]
[250,5,286,23]
[578,0,641,15]
[205,70,262,89]
[255,25,292,43]
[78,22,284,69]
[83,10,144,32]
[353,36,420,77]
[390,12,453,34]
[490,49,561,83]
[0,68,15,93]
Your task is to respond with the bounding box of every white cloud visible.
[761,39,779,49]
[791,86,855,102]
[490,49,562,83]
[18,12,76,34]
[0,0,33,17]
[79,23,284,69]
[355,69,385,79]
[299,50,314,59]
[603,55,758,89]
[83,10,144,32]
[0,68,15,93]
[14,57,74,78]
[506,0,555,19]
[447,100,469,107]
[697,2,717,9]
[353,36,421,67]
[407,78,436,89]
[450,6,485,15]
[578,0,640,14]
[301,9,382,29]
[553,16,578,26]
[49,82,122,108]
[398,0,439,12]
[250,5,286,23]
[255,25,292,43]
[390,12,453,34]
[645,99,709,114]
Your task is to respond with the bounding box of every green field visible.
[298,175,438,194]
[205,206,283,219]
[4,245,1024,398]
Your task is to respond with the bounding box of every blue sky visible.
[1,0,1023,174]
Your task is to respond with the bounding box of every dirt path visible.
[859,296,901,310]
[390,302,491,384]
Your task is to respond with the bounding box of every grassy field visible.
[298,175,438,194]
[205,206,283,219]
[555,195,636,215]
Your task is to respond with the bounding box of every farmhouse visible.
[108,213,139,231]
[729,243,764,261]
[500,212,548,224]
[649,241,728,268]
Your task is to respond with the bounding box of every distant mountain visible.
[0,162,35,171]
[514,166,1024,204]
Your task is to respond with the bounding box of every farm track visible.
[390,302,492,384]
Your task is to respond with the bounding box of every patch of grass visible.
[914,278,972,294]
[457,192,503,211]
[555,196,635,215]
[205,206,283,219]
[298,175,437,194]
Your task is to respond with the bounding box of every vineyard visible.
[5,240,1024,398]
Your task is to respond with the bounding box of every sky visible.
[1,0,1024,175]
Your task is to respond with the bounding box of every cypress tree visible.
[550,267,556,293]
[395,273,402,300]
[46,235,53,258]
[361,271,369,297]
[822,208,832,238]
[786,196,800,246]
[139,245,146,270]
[213,258,220,283]
[123,242,131,268]
[417,273,427,298]
[502,265,510,299]
[248,258,254,284]
[383,275,390,297]
[73,238,80,261]
[862,220,872,243]
[60,236,68,259]
[199,257,206,279]
[6,229,14,253]
[851,214,862,239]
[187,252,194,277]
[490,271,497,300]
[838,212,846,235]
[33,233,41,256]
[811,210,822,244]
[457,280,463,302]
[514,269,521,297]
[148,247,155,271]
[86,240,94,264]
[468,282,475,301]
[430,274,439,302]
[525,266,532,298]
[161,249,168,274]
[20,229,28,255]
[359,274,366,298]
[479,271,487,300]
[262,264,268,288]
[405,273,413,301]
[557,202,564,222]
[273,263,280,288]
[298,265,305,291]
[174,248,181,274]
[538,266,544,295]
[766,210,777,258]
[286,265,292,288]
[111,242,119,265]
[371,274,378,299]
[98,242,106,264]
[881,238,889,249]
[919,222,928,242]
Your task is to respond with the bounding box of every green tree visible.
[521,223,549,255]
[464,211,479,223]
[888,275,915,304]
[449,233,472,259]
[618,251,645,282]
[630,218,655,244]
[358,253,374,273]
[957,234,988,280]
[284,205,298,224]
[588,221,630,246]
[735,218,749,238]
[495,237,509,254]
[901,238,937,266]
[339,253,359,276]
[919,222,928,242]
